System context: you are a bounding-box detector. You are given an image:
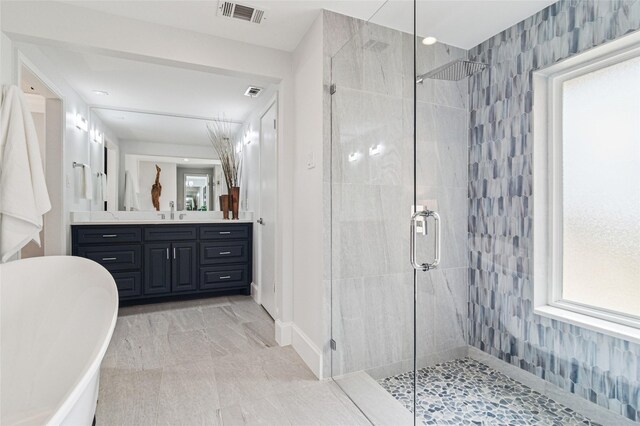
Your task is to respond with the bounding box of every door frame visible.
[256,96,278,316]
[16,51,66,257]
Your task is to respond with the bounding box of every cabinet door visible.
[144,243,171,295]
[172,242,197,292]
[111,271,142,299]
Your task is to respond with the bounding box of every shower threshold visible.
[378,358,600,425]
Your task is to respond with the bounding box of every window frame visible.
[533,31,640,342]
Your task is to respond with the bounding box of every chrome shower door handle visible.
[410,210,441,271]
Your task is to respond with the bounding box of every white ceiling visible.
[36,44,274,121]
[30,0,556,146]
[63,0,556,50]
[32,44,270,145]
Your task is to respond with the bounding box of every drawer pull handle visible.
[102,257,117,261]
[102,234,117,238]
[219,251,231,255]
[219,231,231,235]
[219,276,231,280]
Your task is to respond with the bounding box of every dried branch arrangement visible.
[206,118,243,190]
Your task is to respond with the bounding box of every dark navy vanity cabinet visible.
[72,223,252,305]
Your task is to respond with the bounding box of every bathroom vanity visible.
[71,221,252,305]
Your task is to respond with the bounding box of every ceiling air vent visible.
[244,86,263,98]
[218,1,267,24]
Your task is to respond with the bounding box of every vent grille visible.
[244,86,263,98]
[217,1,267,24]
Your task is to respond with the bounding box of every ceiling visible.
[36,44,273,121]
[31,44,270,145]
[27,1,556,146]
[62,0,556,51]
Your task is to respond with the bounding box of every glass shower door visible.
[329,8,418,425]
[329,1,472,423]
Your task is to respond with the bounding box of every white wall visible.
[291,14,325,377]
[7,42,120,254]
[89,110,120,211]
[1,33,11,87]
[2,0,297,371]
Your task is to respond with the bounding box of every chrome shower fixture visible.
[416,59,487,83]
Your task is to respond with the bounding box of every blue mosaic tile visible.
[467,0,640,421]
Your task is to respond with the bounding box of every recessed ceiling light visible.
[93,90,109,96]
[422,36,438,46]
[183,158,190,162]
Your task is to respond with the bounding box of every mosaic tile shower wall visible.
[467,0,640,421]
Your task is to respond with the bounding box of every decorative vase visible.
[230,186,240,220]
[219,194,229,219]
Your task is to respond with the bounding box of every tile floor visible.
[97,296,370,426]
[378,358,599,426]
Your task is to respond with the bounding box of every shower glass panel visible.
[411,0,474,420]
[330,1,474,423]
[329,2,417,424]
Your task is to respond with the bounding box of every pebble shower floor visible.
[378,358,600,425]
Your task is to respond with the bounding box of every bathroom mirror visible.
[91,108,237,212]
[122,152,222,212]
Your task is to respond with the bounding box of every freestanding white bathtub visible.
[1,256,118,426]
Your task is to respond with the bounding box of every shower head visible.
[416,59,486,83]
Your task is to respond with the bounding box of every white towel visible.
[123,170,139,211]
[82,164,93,200]
[99,173,108,203]
[0,85,51,262]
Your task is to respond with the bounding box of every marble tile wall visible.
[467,0,640,421]
[324,10,470,379]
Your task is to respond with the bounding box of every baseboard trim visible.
[468,347,635,426]
[251,282,260,304]
[291,324,323,379]
[275,320,292,346]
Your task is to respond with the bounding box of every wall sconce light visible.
[369,144,382,156]
[91,129,104,144]
[348,152,361,162]
[75,114,88,132]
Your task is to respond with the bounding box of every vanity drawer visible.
[200,241,248,265]
[144,226,197,241]
[77,245,141,272]
[112,271,142,299]
[199,225,250,240]
[200,265,249,290]
[75,226,142,244]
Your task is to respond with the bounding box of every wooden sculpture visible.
[151,165,162,211]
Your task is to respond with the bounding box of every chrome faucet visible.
[169,201,175,220]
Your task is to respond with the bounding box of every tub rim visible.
[2,255,119,426]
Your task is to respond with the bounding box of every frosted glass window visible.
[561,56,640,318]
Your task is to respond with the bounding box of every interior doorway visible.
[18,61,64,258]
[258,100,277,318]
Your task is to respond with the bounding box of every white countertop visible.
[71,219,254,225]
[70,210,254,225]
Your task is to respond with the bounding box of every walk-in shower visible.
[329,0,639,425]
